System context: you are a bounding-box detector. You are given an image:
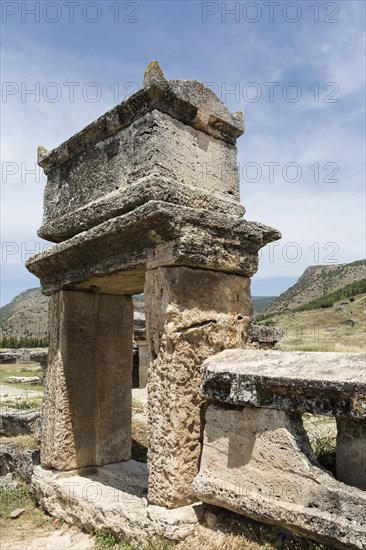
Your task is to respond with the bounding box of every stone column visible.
[336,417,366,491]
[145,266,253,508]
[138,341,149,388]
[42,290,133,471]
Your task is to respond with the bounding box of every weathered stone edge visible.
[38,175,246,242]
[38,82,244,173]
[26,201,281,293]
[200,353,366,417]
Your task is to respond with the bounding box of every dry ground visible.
[0,364,336,549]
[267,292,366,352]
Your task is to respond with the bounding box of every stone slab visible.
[31,463,204,543]
[193,404,366,550]
[38,72,243,177]
[39,111,244,242]
[201,349,366,417]
[26,202,280,296]
[42,291,133,470]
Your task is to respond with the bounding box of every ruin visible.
[26,62,365,547]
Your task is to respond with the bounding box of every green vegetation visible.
[0,484,34,518]
[3,398,42,410]
[291,278,366,314]
[311,432,336,462]
[260,291,365,353]
[257,278,366,321]
[0,335,48,348]
[259,260,366,320]
[252,296,277,314]
[0,363,44,394]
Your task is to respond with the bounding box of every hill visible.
[262,290,366,353]
[0,287,277,344]
[252,296,277,313]
[0,288,48,343]
[261,260,366,318]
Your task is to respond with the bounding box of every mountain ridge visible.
[261,260,366,318]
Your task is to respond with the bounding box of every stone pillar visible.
[145,266,253,508]
[138,341,149,388]
[42,290,133,471]
[336,417,366,491]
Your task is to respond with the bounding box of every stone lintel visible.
[38,77,243,176]
[26,202,281,296]
[200,349,366,417]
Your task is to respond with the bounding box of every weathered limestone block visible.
[40,110,242,242]
[31,462,203,543]
[38,64,245,242]
[42,291,133,470]
[336,417,366,490]
[145,266,253,508]
[248,322,283,349]
[26,201,280,296]
[201,349,366,417]
[0,409,40,437]
[193,405,366,550]
[137,341,149,389]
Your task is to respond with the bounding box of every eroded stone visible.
[200,349,366,417]
[42,291,133,470]
[31,463,204,543]
[27,202,280,296]
[145,266,253,508]
[193,404,366,550]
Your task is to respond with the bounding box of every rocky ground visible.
[0,361,336,550]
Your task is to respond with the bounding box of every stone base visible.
[193,405,366,550]
[31,463,203,543]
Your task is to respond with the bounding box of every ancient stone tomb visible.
[26,62,280,509]
[26,63,366,548]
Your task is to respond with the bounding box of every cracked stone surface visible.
[200,349,366,417]
[31,463,204,543]
[26,202,280,296]
[37,66,245,242]
[145,266,253,508]
[193,404,366,550]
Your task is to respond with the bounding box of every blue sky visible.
[1,0,365,305]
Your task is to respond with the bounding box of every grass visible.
[173,507,334,550]
[0,483,34,518]
[88,507,337,550]
[303,415,337,475]
[261,292,366,353]
[0,482,64,547]
[0,434,38,449]
[0,363,44,392]
[1,397,42,410]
